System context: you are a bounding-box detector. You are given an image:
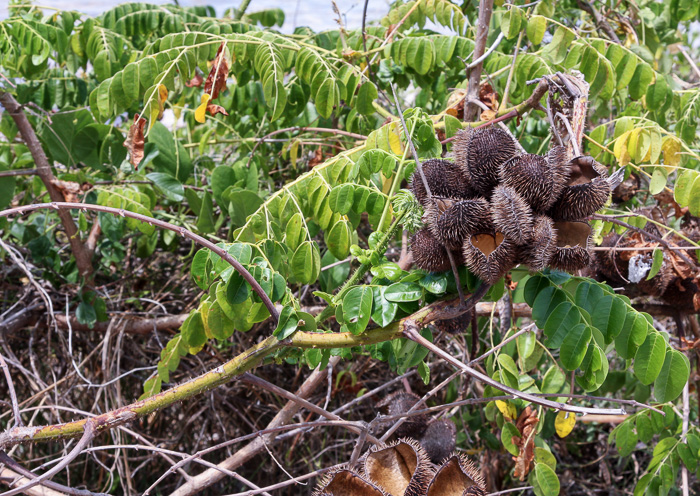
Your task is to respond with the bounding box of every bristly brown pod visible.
[425,453,486,496]
[520,215,557,272]
[548,155,611,221]
[490,186,534,245]
[410,159,475,206]
[548,221,592,272]
[463,232,517,284]
[312,468,389,496]
[426,197,493,249]
[418,419,457,465]
[377,391,429,440]
[453,127,518,197]
[410,228,463,273]
[362,439,434,496]
[500,153,567,212]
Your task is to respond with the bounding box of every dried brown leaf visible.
[123,114,146,170]
[205,42,230,100]
[51,180,82,203]
[206,104,229,117]
[185,73,204,88]
[511,406,538,481]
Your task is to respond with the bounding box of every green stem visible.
[314,210,407,325]
[234,0,252,20]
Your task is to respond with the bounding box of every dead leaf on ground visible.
[205,42,230,100]
[124,114,146,170]
[51,180,82,203]
[511,406,539,480]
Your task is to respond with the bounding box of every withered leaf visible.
[185,73,204,88]
[124,114,146,170]
[204,42,230,100]
[511,406,539,481]
[206,104,229,117]
[51,179,82,203]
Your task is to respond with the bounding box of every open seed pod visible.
[548,221,592,272]
[377,391,429,440]
[548,155,610,221]
[453,127,518,196]
[418,419,457,465]
[463,232,517,284]
[362,439,434,496]
[520,215,557,272]
[635,253,674,297]
[425,453,485,496]
[426,197,493,249]
[313,468,389,496]
[500,153,566,212]
[490,185,534,245]
[410,228,463,273]
[410,159,475,206]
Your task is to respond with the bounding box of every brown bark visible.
[0,92,94,282]
[464,0,495,122]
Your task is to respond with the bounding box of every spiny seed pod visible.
[500,153,566,212]
[313,468,389,496]
[410,228,463,273]
[490,186,534,245]
[377,391,429,439]
[548,155,610,221]
[411,159,475,206]
[426,197,493,249]
[418,419,457,465]
[548,221,592,272]
[362,439,434,496]
[463,232,517,284]
[425,453,485,496]
[520,215,557,272]
[453,127,518,196]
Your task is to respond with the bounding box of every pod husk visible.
[426,197,493,249]
[425,453,485,496]
[313,468,389,496]
[418,419,457,465]
[520,215,557,271]
[362,439,434,496]
[500,153,566,212]
[410,228,456,273]
[453,127,518,196]
[548,155,610,221]
[411,159,475,206]
[490,185,534,245]
[463,232,517,284]
[548,221,592,272]
[377,391,429,440]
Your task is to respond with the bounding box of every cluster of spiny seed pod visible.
[313,439,485,496]
[410,126,619,284]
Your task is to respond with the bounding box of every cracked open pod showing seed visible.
[425,453,485,496]
[313,468,389,496]
[463,232,517,284]
[549,221,592,272]
[548,155,611,221]
[361,439,434,496]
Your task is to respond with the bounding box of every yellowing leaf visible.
[614,130,632,166]
[157,84,168,119]
[195,93,211,123]
[496,400,518,421]
[555,410,576,438]
[661,136,681,167]
[389,122,403,155]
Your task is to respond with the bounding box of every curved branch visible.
[0,202,279,322]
